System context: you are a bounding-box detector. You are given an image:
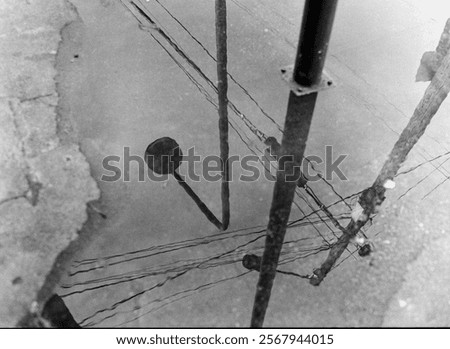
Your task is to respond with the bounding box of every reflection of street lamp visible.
[144,137,223,230]
[135,0,231,231]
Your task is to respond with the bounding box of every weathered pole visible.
[311,20,450,285]
[215,0,230,230]
[250,0,338,327]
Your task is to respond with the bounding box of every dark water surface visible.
[59,0,450,327]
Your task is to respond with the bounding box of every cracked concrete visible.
[0,0,99,327]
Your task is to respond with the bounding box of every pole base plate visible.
[281,65,336,96]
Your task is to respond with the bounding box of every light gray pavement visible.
[0,0,99,327]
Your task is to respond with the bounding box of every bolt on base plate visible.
[281,65,336,96]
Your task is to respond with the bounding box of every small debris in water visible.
[358,243,372,257]
[354,236,365,245]
[351,202,364,222]
[383,179,396,189]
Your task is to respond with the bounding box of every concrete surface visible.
[0,0,99,327]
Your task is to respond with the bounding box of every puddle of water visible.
[59,0,450,327]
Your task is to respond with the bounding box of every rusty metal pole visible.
[215,0,231,230]
[250,0,338,327]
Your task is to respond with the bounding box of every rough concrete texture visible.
[0,0,99,327]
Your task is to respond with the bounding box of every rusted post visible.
[312,40,450,286]
[215,0,230,230]
[250,0,338,327]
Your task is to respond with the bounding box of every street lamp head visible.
[144,137,183,175]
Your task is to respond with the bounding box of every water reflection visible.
[57,0,450,327]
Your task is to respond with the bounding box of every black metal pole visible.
[250,0,338,328]
[294,0,338,86]
[215,0,231,230]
